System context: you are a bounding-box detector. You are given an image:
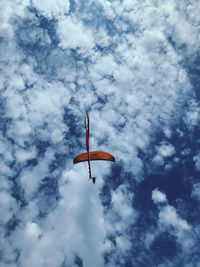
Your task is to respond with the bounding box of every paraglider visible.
[73,111,115,184]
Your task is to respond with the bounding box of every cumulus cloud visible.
[0,0,199,266]
[111,185,136,222]
[159,205,191,232]
[148,180,200,265]
[57,16,95,52]
[191,183,200,201]
[32,0,70,18]
[156,143,176,158]
[193,153,200,171]
[0,191,17,225]
[152,188,167,204]
[184,99,200,128]
[152,189,196,260]
[152,142,176,167]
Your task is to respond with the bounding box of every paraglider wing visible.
[73,151,115,164]
[73,111,115,183]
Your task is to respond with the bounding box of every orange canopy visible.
[73,151,115,164]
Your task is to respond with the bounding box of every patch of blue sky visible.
[74,254,83,267]
[150,232,181,264]
[37,176,60,217]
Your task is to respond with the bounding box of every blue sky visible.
[0,0,200,266]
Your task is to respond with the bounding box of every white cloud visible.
[122,0,137,11]
[41,169,108,267]
[19,147,55,200]
[0,0,199,266]
[181,148,191,156]
[193,153,200,171]
[184,99,200,128]
[15,148,37,162]
[152,154,165,166]
[95,28,112,48]
[25,222,41,239]
[152,188,167,204]
[159,205,190,231]
[57,16,95,51]
[111,185,135,221]
[97,0,116,19]
[152,142,175,166]
[0,191,17,224]
[32,0,70,18]
[91,55,117,77]
[0,0,29,33]
[191,183,200,201]
[144,230,158,249]
[116,235,132,253]
[156,143,176,158]
[163,128,172,138]
[152,190,195,255]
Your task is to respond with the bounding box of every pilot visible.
[92,176,96,184]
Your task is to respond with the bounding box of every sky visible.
[0,0,200,266]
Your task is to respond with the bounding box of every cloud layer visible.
[0,0,200,266]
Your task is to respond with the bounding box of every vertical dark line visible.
[86,111,92,179]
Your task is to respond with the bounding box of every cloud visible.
[191,183,200,202]
[111,185,136,222]
[159,205,191,231]
[32,0,70,18]
[57,16,95,52]
[0,0,199,266]
[0,191,18,225]
[152,188,167,204]
[184,99,200,128]
[152,142,176,167]
[149,188,199,266]
[152,189,196,257]
[193,153,200,171]
[156,143,176,158]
